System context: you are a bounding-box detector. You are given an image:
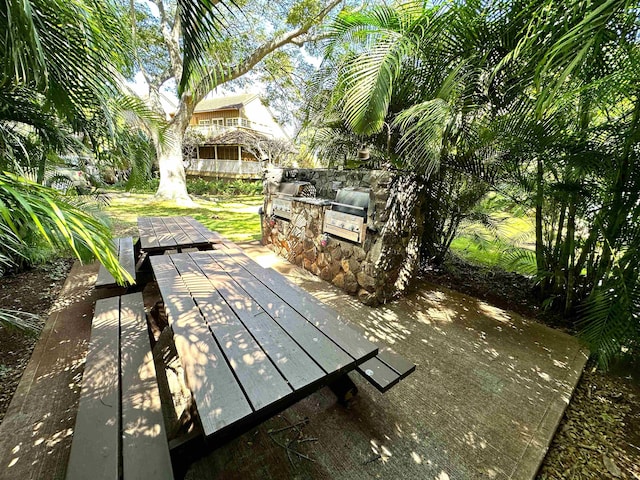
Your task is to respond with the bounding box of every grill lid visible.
[278,181,311,196]
[332,187,372,219]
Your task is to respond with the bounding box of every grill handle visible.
[330,202,366,212]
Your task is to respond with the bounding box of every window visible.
[198,119,210,126]
[212,119,224,126]
[226,118,239,126]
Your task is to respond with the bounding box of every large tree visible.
[0,0,234,282]
[128,0,342,204]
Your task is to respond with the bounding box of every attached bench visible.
[348,323,416,392]
[66,292,173,480]
[95,236,136,288]
[357,348,416,392]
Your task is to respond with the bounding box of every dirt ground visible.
[0,257,638,479]
[0,259,72,423]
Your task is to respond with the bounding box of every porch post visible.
[214,145,218,174]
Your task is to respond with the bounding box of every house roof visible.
[194,93,259,113]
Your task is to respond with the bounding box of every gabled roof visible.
[194,93,259,113]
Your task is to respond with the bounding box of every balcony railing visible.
[190,117,274,138]
[185,158,263,177]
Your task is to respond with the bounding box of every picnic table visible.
[150,248,379,442]
[138,216,224,254]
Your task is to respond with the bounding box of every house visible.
[185,93,292,178]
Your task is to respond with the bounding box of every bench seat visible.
[357,348,416,392]
[66,292,173,480]
[95,236,136,288]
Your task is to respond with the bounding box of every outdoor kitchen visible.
[262,168,426,305]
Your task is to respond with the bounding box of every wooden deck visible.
[0,262,112,479]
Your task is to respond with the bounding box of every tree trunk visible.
[154,101,194,205]
[563,197,577,314]
[535,156,546,294]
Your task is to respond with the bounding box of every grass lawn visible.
[103,193,263,242]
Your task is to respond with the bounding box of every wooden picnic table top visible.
[137,216,223,252]
[149,248,378,440]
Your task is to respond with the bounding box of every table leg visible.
[329,374,358,406]
[133,237,142,260]
[136,252,152,272]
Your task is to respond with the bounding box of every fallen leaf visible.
[602,454,622,478]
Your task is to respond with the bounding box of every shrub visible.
[225,179,262,195]
[127,177,159,193]
[187,177,211,195]
[186,178,262,196]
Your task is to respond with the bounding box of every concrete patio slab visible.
[183,243,588,480]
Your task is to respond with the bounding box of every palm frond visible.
[0,173,132,285]
[177,0,237,94]
[0,308,42,335]
[393,99,452,175]
[500,247,537,276]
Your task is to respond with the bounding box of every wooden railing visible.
[190,120,274,138]
[185,158,263,178]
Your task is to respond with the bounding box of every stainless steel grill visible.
[271,181,314,220]
[323,187,373,244]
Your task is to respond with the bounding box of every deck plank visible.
[189,252,326,390]
[66,297,120,480]
[149,255,253,438]
[170,254,292,411]
[120,292,173,479]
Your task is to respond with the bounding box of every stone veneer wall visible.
[263,168,425,305]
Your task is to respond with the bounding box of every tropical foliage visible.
[0,0,138,329]
[308,0,640,367]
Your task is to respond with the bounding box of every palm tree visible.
[308,1,511,262]
[0,0,140,331]
[493,0,640,366]
[311,0,640,367]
